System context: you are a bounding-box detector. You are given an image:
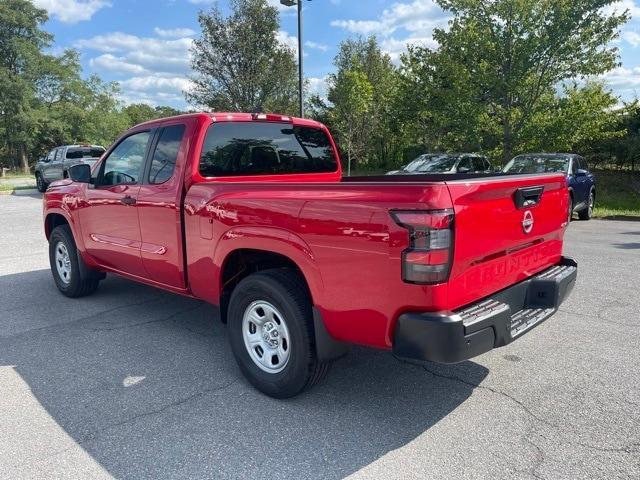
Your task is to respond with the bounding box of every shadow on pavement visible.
[612,242,640,249]
[1,268,487,479]
[10,190,42,199]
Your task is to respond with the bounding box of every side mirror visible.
[68,163,91,183]
[575,169,588,177]
[457,166,471,173]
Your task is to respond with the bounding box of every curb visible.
[596,215,640,222]
[0,188,39,196]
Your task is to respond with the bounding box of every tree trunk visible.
[502,117,512,166]
[19,144,29,174]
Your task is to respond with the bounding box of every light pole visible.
[280,0,305,118]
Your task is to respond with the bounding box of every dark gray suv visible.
[35,144,105,192]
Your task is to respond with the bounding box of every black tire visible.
[567,195,574,223]
[49,225,100,297]
[578,189,594,221]
[227,269,330,398]
[36,173,47,193]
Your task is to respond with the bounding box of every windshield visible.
[402,154,459,173]
[66,147,105,159]
[503,155,569,174]
[402,155,433,172]
[417,155,460,172]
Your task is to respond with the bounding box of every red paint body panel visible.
[44,112,569,351]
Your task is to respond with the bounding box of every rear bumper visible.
[393,256,577,364]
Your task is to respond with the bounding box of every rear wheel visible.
[49,225,101,297]
[227,269,330,398]
[567,195,574,224]
[36,173,47,192]
[578,189,594,220]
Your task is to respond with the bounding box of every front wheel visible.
[227,269,330,398]
[578,190,594,220]
[36,173,47,192]
[49,225,101,297]
[567,196,574,224]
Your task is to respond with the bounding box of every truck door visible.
[42,149,57,182]
[79,130,152,278]
[137,122,188,289]
[46,147,64,182]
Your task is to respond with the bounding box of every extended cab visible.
[43,112,577,398]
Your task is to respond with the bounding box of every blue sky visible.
[35,0,640,109]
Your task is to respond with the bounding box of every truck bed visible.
[185,171,568,349]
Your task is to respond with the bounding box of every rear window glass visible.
[66,147,105,159]
[199,122,337,177]
[503,155,569,174]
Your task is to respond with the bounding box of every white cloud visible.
[331,0,448,36]
[305,41,328,52]
[380,36,437,61]
[623,30,640,47]
[154,27,196,38]
[602,0,640,18]
[330,19,385,35]
[277,30,298,52]
[267,0,296,14]
[89,54,148,74]
[120,76,192,93]
[188,0,293,13]
[77,31,194,106]
[602,66,640,91]
[32,0,111,23]
[307,76,329,98]
[330,1,449,61]
[76,32,192,73]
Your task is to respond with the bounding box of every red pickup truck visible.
[43,112,577,398]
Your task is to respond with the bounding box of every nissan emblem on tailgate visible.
[522,210,534,233]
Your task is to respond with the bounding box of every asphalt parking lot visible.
[0,192,638,479]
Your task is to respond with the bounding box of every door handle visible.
[514,186,544,209]
[120,195,136,206]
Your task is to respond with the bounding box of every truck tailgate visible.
[445,174,568,310]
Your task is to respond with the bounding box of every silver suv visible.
[35,144,105,192]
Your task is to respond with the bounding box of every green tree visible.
[123,104,181,127]
[397,45,492,156]
[327,70,373,175]
[520,82,623,156]
[187,0,298,113]
[320,37,402,171]
[0,0,52,172]
[422,0,629,163]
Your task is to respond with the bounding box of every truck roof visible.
[135,112,325,129]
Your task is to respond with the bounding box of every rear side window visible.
[471,157,488,172]
[148,124,185,184]
[66,147,105,159]
[199,122,337,177]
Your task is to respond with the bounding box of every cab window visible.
[199,122,337,177]
[99,131,151,186]
[148,125,185,184]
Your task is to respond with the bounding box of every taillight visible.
[391,209,454,284]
